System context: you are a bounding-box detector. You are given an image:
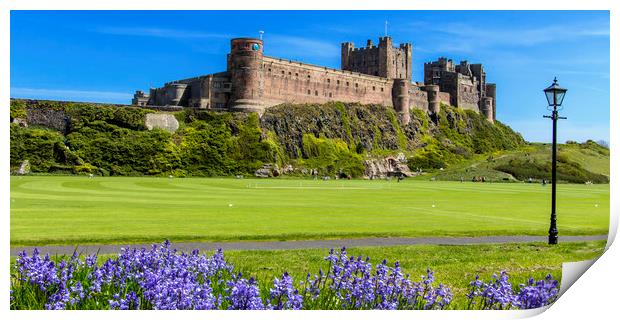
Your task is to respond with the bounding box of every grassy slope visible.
[10,176,609,246]
[415,142,610,182]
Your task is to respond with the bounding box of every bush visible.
[66,121,179,176]
[301,134,364,177]
[407,151,446,170]
[10,124,79,172]
[10,99,27,119]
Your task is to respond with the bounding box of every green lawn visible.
[10,176,609,246]
[225,241,606,308]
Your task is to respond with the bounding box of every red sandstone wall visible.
[409,88,429,111]
[261,57,394,108]
[438,92,451,105]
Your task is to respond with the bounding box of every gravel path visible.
[10,235,608,256]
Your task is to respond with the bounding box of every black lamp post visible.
[543,77,567,245]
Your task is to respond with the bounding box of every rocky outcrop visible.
[363,153,414,179]
[260,103,427,158]
[145,113,179,133]
[26,108,69,133]
[12,118,27,127]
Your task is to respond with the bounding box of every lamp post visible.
[543,77,567,245]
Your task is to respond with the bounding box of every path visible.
[10,235,608,256]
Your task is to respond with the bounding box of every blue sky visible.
[10,11,609,143]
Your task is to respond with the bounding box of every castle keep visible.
[132,37,496,123]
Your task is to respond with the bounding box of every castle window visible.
[295,73,298,77]
[372,86,376,91]
[346,82,349,86]
[308,90,311,95]
[327,79,331,83]
[337,80,340,85]
[355,83,358,88]
[268,68,272,72]
[381,87,384,92]
[329,93,332,98]
[289,72,292,75]
[307,75,311,79]
[315,90,318,96]
[282,70,285,75]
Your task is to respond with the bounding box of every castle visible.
[132,37,496,124]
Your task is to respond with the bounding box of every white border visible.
[2,1,617,319]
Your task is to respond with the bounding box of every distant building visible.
[133,36,496,123]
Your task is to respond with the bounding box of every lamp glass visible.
[555,90,566,106]
[545,90,555,106]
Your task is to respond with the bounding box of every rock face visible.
[17,160,30,175]
[363,153,414,179]
[26,108,69,133]
[145,113,179,133]
[260,103,425,158]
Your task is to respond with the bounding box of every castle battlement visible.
[133,36,496,123]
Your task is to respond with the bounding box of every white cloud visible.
[94,27,340,61]
[435,23,608,47]
[11,87,132,104]
[95,26,230,39]
[404,20,609,54]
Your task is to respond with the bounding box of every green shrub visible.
[73,163,98,175]
[10,124,79,172]
[301,134,364,177]
[10,100,27,119]
[66,121,178,176]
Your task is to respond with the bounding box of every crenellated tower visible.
[341,36,412,80]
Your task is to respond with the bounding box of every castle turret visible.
[424,84,440,114]
[392,79,410,125]
[482,97,494,122]
[228,38,264,112]
[166,83,187,106]
[485,83,497,121]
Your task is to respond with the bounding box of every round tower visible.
[485,83,497,121]
[392,79,410,125]
[229,38,264,112]
[424,85,440,114]
[482,97,494,122]
[166,83,187,106]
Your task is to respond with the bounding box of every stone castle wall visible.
[134,36,495,123]
[261,57,394,108]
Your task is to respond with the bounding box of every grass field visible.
[225,241,606,307]
[10,176,609,246]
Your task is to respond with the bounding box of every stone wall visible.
[409,86,429,111]
[261,56,394,109]
[438,92,451,105]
